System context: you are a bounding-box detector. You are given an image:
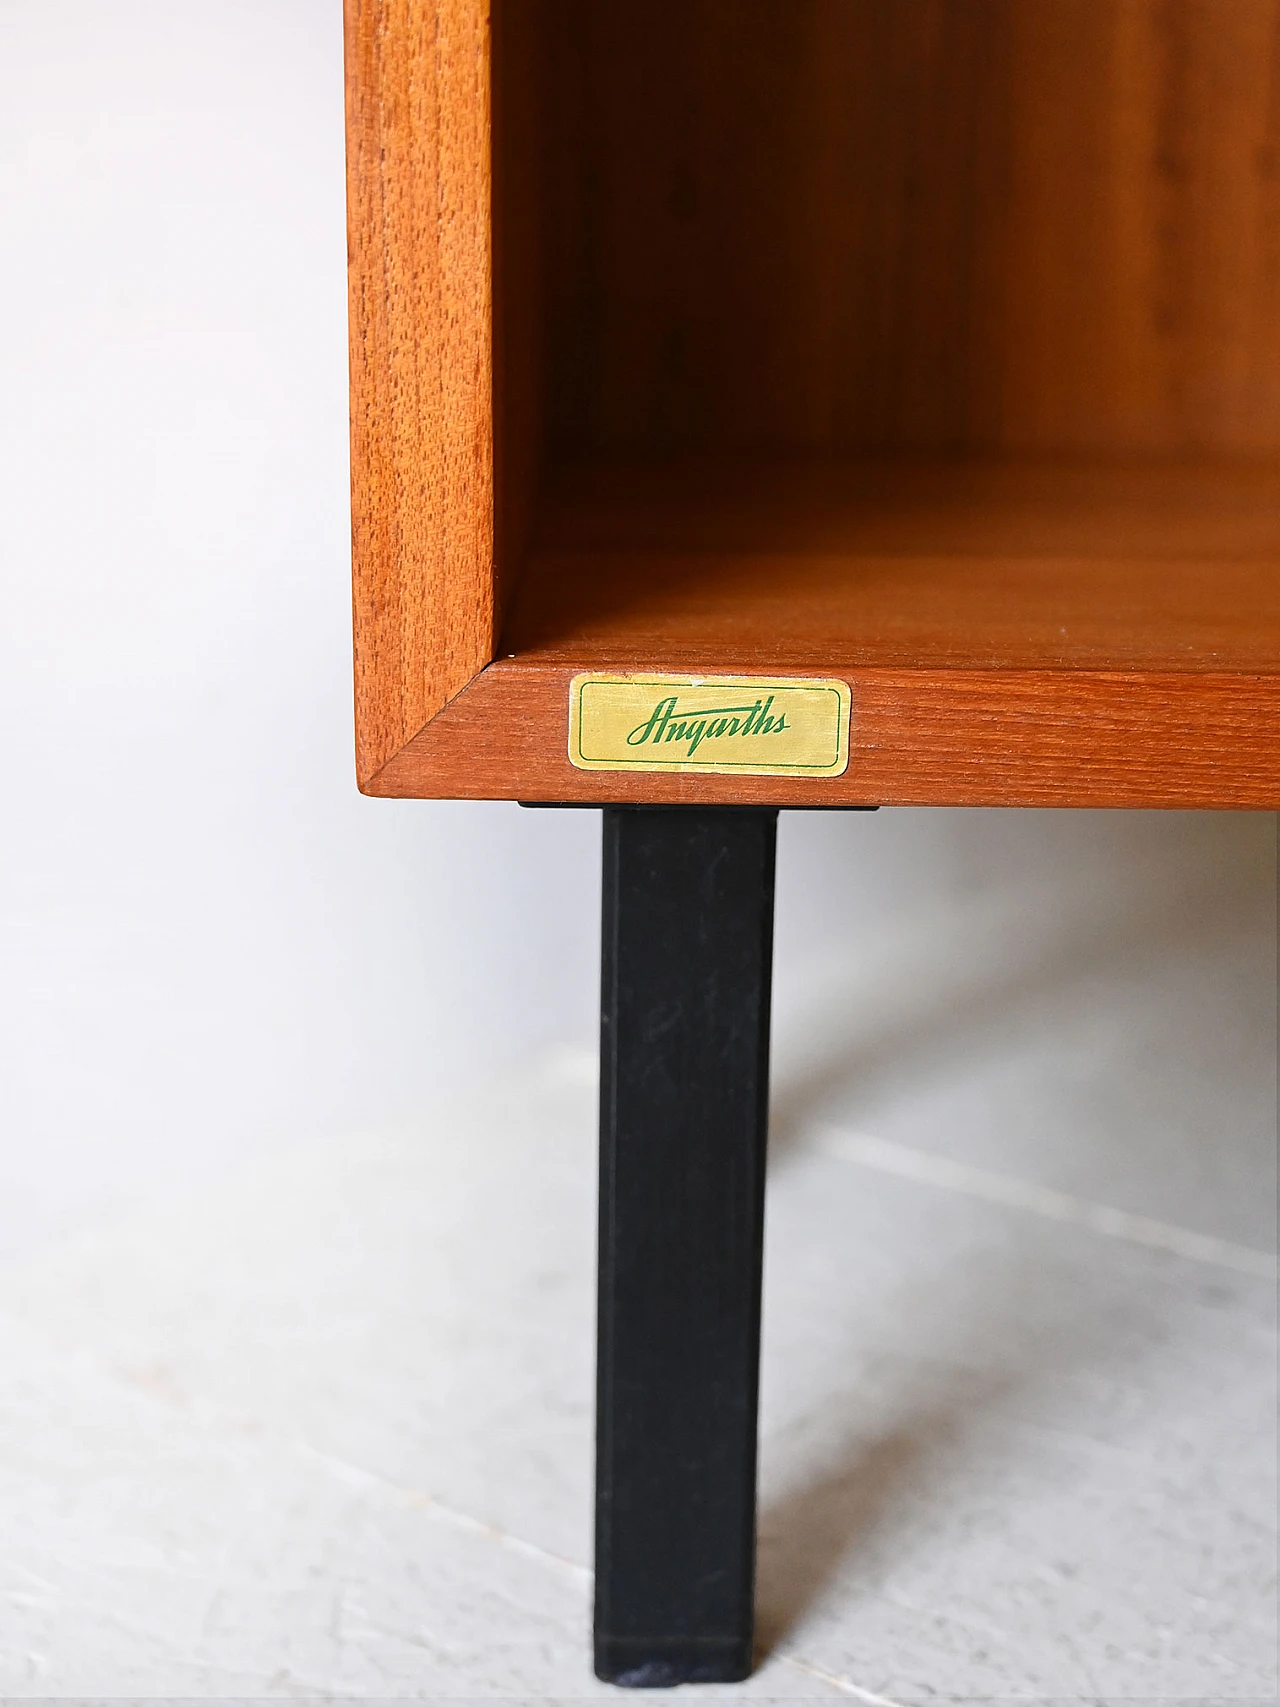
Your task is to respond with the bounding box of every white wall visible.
[0,2,1273,1261]
[0,1,603,1253]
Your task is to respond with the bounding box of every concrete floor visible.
[0,824,1275,1702]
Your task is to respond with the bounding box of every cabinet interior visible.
[491,0,1280,673]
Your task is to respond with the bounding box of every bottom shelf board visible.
[365,459,1280,807]
[504,458,1280,674]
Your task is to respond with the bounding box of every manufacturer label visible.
[568,673,851,776]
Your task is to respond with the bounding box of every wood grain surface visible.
[504,460,1280,675]
[364,660,1280,808]
[348,0,1280,805]
[539,0,1280,459]
[346,0,493,786]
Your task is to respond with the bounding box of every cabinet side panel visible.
[345,0,494,786]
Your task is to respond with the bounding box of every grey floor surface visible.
[0,820,1275,1703]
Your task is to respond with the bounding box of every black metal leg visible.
[595,806,777,1687]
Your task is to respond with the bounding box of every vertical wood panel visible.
[346,0,493,786]
[543,0,1280,459]
[491,0,549,642]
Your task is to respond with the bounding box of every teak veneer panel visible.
[346,0,493,784]
[506,461,1280,674]
[346,0,1280,807]
[367,664,1280,808]
[544,0,1280,459]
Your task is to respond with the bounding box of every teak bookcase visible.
[345,0,1279,1685]
[348,0,1280,809]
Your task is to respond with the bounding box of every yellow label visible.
[568,673,851,776]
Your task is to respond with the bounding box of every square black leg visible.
[595,806,776,1686]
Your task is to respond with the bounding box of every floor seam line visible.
[0,1317,593,1593]
[292,1440,593,1583]
[778,1649,909,1703]
[814,1124,1278,1279]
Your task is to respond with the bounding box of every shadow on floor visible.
[754,811,1276,1659]
[769,811,1274,1161]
